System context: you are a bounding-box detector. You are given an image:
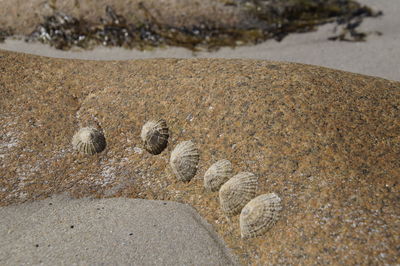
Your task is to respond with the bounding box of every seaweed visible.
[241,0,382,41]
[327,4,383,41]
[26,0,382,51]
[26,6,164,50]
[0,28,13,43]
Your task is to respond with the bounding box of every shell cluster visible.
[141,119,169,155]
[72,127,106,155]
[204,159,233,192]
[219,172,258,216]
[170,140,200,182]
[71,118,283,239]
[240,193,282,239]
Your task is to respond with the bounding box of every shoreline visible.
[0,0,380,50]
[0,1,398,81]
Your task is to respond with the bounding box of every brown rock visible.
[0,0,246,35]
[0,50,399,265]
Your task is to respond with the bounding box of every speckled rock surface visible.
[0,50,399,265]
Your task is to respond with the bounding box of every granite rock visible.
[0,50,399,264]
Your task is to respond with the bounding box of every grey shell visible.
[72,127,106,155]
[204,159,233,192]
[141,119,169,155]
[170,140,200,182]
[240,193,282,239]
[219,172,258,216]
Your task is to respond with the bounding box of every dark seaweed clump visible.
[0,28,13,43]
[26,6,161,50]
[27,5,263,51]
[242,0,382,41]
[26,0,382,51]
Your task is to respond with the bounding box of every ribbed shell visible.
[204,159,233,192]
[170,140,200,182]
[72,127,106,155]
[219,172,258,216]
[140,119,169,155]
[240,193,282,239]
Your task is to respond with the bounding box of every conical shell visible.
[141,119,169,155]
[72,127,106,155]
[170,140,200,182]
[204,159,233,192]
[219,172,258,216]
[240,193,282,239]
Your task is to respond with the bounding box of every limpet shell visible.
[219,172,258,216]
[141,119,169,155]
[72,127,106,155]
[170,140,200,182]
[240,193,282,239]
[204,159,233,192]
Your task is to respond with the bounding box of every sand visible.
[0,195,239,265]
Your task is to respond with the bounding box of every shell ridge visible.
[170,140,199,182]
[72,127,106,155]
[219,172,258,215]
[240,193,282,238]
[141,119,169,155]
